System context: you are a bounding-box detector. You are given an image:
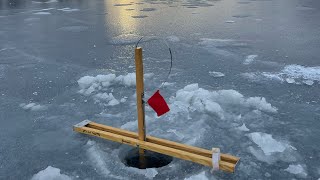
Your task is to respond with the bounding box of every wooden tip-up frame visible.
[73,120,240,173]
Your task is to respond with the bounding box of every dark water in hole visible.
[123,148,173,169]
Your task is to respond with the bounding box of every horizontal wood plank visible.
[74,124,239,173]
[87,122,239,164]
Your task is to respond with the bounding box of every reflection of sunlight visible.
[105,0,140,34]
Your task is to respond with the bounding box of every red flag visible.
[147,90,170,116]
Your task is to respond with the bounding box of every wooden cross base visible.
[73,120,240,173]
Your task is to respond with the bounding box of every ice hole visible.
[121,148,173,169]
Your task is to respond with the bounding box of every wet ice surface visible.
[1,0,320,179]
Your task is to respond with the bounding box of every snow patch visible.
[243,55,258,65]
[33,8,55,12]
[121,120,137,130]
[77,73,137,96]
[32,0,57,3]
[286,78,295,84]
[236,123,249,131]
[283,64,320,81]
[170,83,277,119]
[86,140,111,176]
[302,80,314,86]
[20,103,47,111]
[184,171,208,180]
[245,97,277,113]
[198,38,249,56]
[209,71,225,77]
[248,132,286,155]
[31,166,72,180]
[285,164,307,177]
[57,8,80,12]
[33,12,51,15]
[24,17,40,22]
[199,38,249,48]
[58,26,88,32]
[145,168,158,179]
[93,93,120,106]
[77,73,143,106]
[167,36,180,42]
[167,129,185,140]
[296,6,315,11]
[244,64,320,85]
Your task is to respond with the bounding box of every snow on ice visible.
[20,103,47,111]
[32,0,57,4]
[236,123,250,131]
[77,73,136,95]
[184,171,208,180]
[33,12,51,15]
[209,71,225,77]
[171,83,277,116]
[244,64,320,85]
[166,36,180,42]
[57,8,80,12]
[77,73,154,106]
[31,166,72,180]
[86,140,159,179]
[198,38,249,56]
[248,132,286,155]
[199,38,249,48]
[58,26,89,32]
[225,20,235,23]
[285,164,307,178]
[247,132,299,165]
[86,140,111,177]
[243,55,258,65]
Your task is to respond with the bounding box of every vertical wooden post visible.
[135,47,146,156]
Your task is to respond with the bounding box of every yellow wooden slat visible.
[73,125,237,173]
[87,122,239,164]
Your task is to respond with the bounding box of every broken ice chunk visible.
[31,166,72,180]
[236,123,250,131]
[286,78,295,84]
[303,80,314,86]
[243,55,258,65]
[209,71,225,77]
[248,132,286,155]
[285,164,307,177]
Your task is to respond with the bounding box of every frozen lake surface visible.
[1,0,320,179]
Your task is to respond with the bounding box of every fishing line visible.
[134,36,173,90]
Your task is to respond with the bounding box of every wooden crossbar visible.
[73,120,240,173]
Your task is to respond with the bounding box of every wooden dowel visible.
[135,47,146,155]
